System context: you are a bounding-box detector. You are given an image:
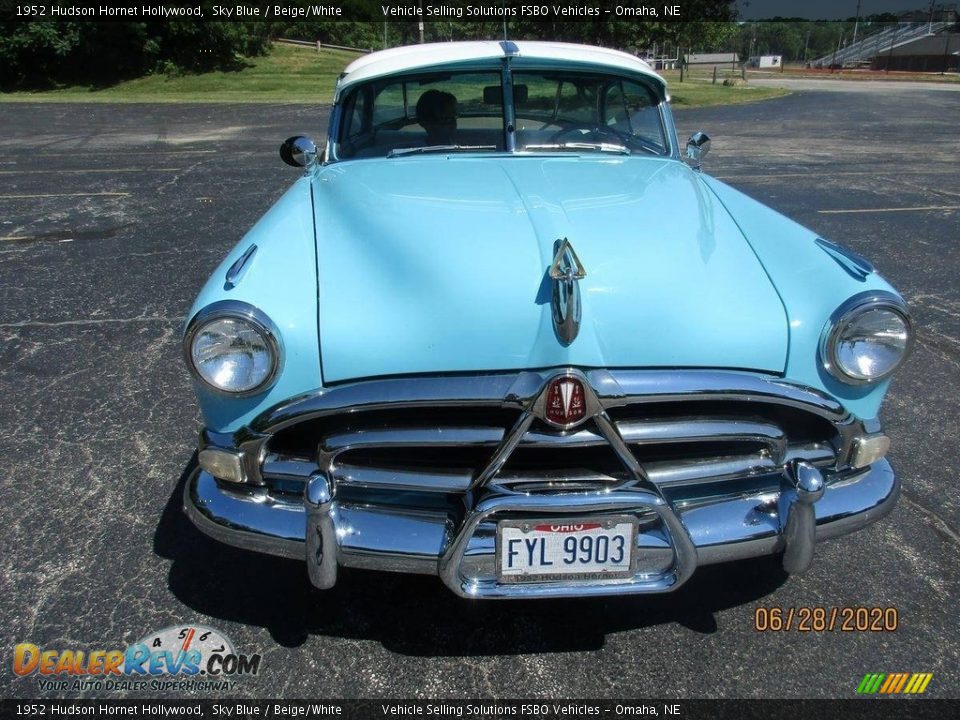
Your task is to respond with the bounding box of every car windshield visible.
[513,71,668,156]
[333,69,668,160]
[335,71,506,160]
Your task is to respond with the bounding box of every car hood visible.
[312,156,788,384]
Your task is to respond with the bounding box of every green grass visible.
[659,71,791,108]
[0,43,361,103]
[0,43,790,107]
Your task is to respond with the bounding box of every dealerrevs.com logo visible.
[13,625,262,692]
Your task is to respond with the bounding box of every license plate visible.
[496,516,637,583]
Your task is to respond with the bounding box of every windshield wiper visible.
[521,142,630,155]
[387,145,497,158]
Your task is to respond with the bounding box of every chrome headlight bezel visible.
[820,291,913,386]
[183,300,283,396]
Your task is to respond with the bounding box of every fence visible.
[275,38,372,54]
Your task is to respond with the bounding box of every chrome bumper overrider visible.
[184,459,899,599]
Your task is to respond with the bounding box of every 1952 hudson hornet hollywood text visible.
[181,41,913,598]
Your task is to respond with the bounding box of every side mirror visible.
[280,136,318,169]
[685,131,711,171]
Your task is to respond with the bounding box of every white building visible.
[748,55,782,68]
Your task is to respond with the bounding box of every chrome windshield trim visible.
[386,145,497,158]
[522,143,630,155]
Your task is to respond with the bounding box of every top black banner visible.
[2,1,727,24]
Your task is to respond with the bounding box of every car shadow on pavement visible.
[156,458,790,655]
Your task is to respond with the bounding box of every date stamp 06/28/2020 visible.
[754,606,899,632]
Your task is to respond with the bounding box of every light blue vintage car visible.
[182,41,913,598]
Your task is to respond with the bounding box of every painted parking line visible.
[0,168,181,174]
[0,191,130,199]
[26,149,218,156]
[818,205,960,214]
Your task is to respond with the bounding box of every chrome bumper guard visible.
[184,458,899,599]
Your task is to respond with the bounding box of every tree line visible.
[1,3,944,91]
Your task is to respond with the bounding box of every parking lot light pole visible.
[852,0,862,52]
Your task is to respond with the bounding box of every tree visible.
[0,19,270,90]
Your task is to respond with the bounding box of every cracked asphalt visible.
[1,84,958,700]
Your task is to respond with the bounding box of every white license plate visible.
[496,517,637,583]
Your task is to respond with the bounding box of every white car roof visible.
[337,40,666,94]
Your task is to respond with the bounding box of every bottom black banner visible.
[1,699,957,720]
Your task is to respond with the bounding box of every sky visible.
[735,1,938,21]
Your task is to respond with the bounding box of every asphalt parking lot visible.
[1,83,958,699]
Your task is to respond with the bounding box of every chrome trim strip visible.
[262,455,321,482]
[332,464,472,492]
[470,412,535,489]
[319,445,834,494]
[814,238,873,281]
[322,426,504,454]
[253,370,849,434]
[224,244,257,289]
[619,418,785,451]
[593,411,655,491]
[255,374,523,434]
[594,371,846,419]
[644,454,777,486]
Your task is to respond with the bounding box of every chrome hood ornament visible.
[549,238,586,346]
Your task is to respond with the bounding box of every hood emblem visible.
[544,376,588,428]
[549,238,586,346]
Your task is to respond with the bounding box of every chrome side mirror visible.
[280,136,318,169]
[685,131,711,171]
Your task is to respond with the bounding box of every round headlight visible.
[822,294,912,385]
[185,302,281,395]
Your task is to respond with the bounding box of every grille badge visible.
[544,376,587,427]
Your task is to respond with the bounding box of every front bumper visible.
[184,458,899,599]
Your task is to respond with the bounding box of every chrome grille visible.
[263,383,842,499]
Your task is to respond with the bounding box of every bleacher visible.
[811,21,950,68]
